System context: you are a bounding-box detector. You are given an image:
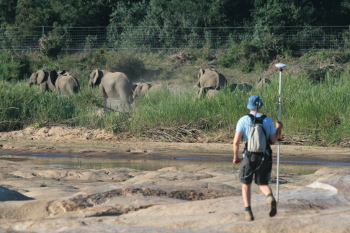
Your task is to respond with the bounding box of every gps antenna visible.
[274,63,286,203]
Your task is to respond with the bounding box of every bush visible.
[105,51,145,81]
[39,31,65,58]
[218,33,299,72]
[305,66,344,84]
[0,51,21,81]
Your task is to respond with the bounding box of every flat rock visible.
[0,160,349,232]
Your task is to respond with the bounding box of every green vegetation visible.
[1,1,349,30]
[1,1,350,55]
[1,45,350,146]
[1,0,350,147]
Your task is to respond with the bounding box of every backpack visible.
[246,114,268,153]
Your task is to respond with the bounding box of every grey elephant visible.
[256,78,271,88]
[195,88,221,99]
[229,83,253,92]
[49,70,80,95]
[133,82,152,99]
[28,70,55,92]
[196,69,227,98]
[206,89,221,99]
[89,69,134,112]
[28,70,80,95]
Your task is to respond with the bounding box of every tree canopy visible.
[1,0,349,29]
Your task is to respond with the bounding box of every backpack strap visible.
[247,114,267,125]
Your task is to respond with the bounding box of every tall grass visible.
[128,72,350,145]
[130,85,256,140]
[280,72,350,144]
[2,71,350,145]
[0,81,103,129]
[1,49,350,146]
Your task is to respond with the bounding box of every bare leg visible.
[259,185,272,196]
[242,183,254,221]
[242,183,251,207]
[259,185,277,217]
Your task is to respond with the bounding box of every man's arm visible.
[269,121,284,145]
[233,131,243,164]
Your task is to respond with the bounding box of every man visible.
[233,95,283,221]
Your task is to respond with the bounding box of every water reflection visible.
[1,156,234,171]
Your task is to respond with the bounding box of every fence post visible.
[42,26,45,37]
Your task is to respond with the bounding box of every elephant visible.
[195,69,227,98]
[229,83,253,92]
[195,88,221,99]
[89,69,134,112]
[133,82,152,99]
[256,78,271,88]
[49,70,80,95]
[206,89,221,99]
[28,70,55,93]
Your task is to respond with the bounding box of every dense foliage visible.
[1,0,349,29]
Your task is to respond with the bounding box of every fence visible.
[1,26,350,53]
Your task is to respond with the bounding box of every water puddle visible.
[0,151,349,174]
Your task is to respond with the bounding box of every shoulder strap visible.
[248,114,268,142]
[247,114,266,124]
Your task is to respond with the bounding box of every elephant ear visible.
[133,83,139,91]
[49,70,58,86]
[37,70,47,84]
[199,69,205,78]
[92,69,100,84]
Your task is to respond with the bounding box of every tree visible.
[13,0,112,28]
[250,0,315,28]
[250,0,350,28]
[109,0,148,26]
[0,0,17,26]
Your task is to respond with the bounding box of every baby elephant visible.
[133,82,152,99]
[28,70,53,93]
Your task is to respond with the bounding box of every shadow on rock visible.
[0,186,34,201]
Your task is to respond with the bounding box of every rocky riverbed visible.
[0,127,349,232]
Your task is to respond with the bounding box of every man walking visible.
[233,95,283,221]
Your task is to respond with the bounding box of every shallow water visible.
[1,151,348,174]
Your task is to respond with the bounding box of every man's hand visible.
[233,157,241,164]
[276,121,284,130]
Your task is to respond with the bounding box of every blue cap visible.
[247,95,264,110]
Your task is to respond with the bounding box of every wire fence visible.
[1,26,350,53]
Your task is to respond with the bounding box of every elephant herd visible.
[28,68,270,112]
[28,69,153,112]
